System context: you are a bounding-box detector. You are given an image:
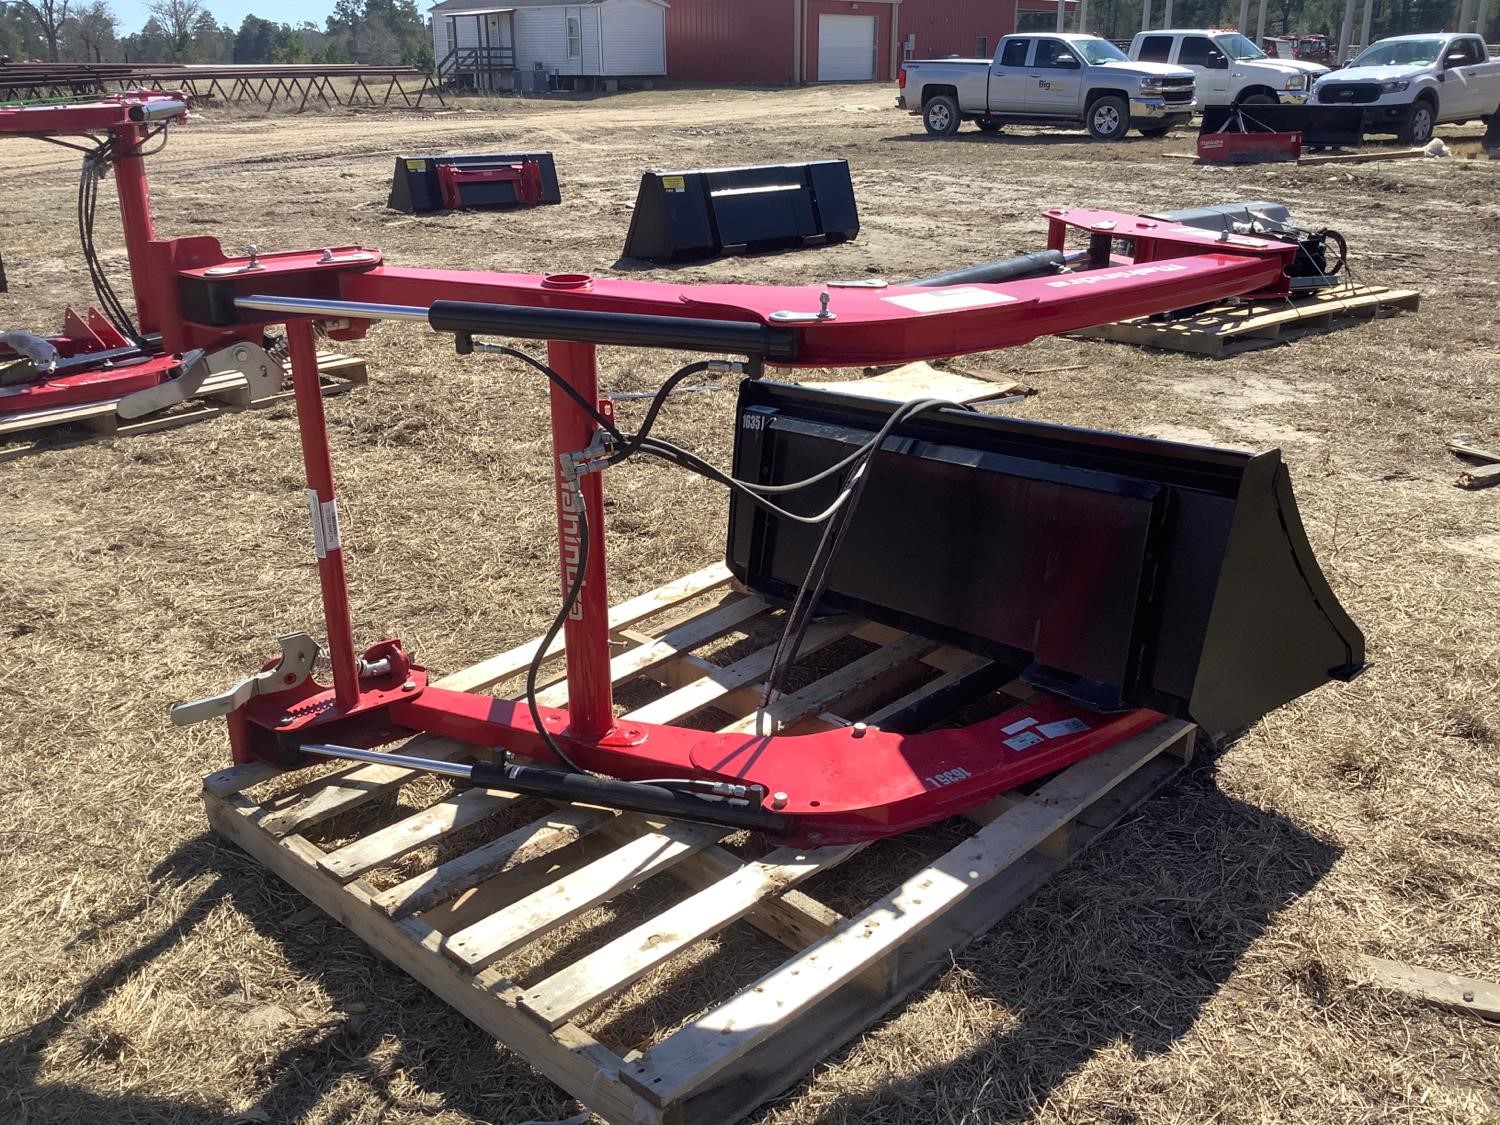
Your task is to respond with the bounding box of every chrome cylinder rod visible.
[300,742,480,779]
[234,294,430,321]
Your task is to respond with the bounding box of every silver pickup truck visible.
[898,33,1197,140]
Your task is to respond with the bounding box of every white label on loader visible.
[1001,716,1037,735]
[883,287,1018,314]
[306,490,341,559]
[1038,717,1090,739]
[1003,730,1044,752]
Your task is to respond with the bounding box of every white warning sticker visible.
[1038,717,1090,739]
[305,490,342,559]
[1001,716,1037,736]
[1003,730,1044,752]
[883,287,1019,314]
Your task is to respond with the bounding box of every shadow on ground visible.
[0,832,577,1123]
[0,748,1338,1124]
[785,750,1341,1123]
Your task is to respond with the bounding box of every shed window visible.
[975,36,988,57]
[567,15,582,58]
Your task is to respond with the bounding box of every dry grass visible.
[2,85,1499,1123]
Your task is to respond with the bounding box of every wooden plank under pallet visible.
[202,572,1196,1125]
[0,351,366,452]
[1069,283,1421,357]
[1446,433,1500,490]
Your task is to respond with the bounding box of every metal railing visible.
[0,62,444,110]
[438,46,517,83]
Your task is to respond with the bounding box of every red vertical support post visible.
[287,321,361,711]
[107,122,164,336]
[547,339,615,741]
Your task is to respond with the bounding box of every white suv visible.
[1129,29,1327,108]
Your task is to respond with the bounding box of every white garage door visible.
[818,14,877,81]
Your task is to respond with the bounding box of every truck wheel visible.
[1398,98,1435,146]
[923,95,961,137]
[976,118,1003,133]
[1086,95,1129,141]
[1237,93,1277,106]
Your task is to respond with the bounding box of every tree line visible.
[0,0,433,69]
[2,0,1490,71]
[1079,0,1494,48]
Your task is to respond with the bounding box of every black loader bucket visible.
[621,160,859,263]
[1199,104,1365,147]
[387,153,562,214]
[726,382,1364,741]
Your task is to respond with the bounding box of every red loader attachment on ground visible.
[0,94,1364,844]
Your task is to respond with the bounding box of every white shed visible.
[432,0,668,91]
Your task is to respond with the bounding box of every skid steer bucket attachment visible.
[621,160,859,263]
[726,382,1364,742]
[387,152,561,214]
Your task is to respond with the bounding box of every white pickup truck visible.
[1312,33,1500,144]
[1128,29,1327,107]
[898,33,1196,141]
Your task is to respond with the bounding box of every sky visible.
[114,0,340,36]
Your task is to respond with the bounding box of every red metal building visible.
[665,0,798,85]
[664,0,1075,86]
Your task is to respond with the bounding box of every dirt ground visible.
[1,84,1498,1124]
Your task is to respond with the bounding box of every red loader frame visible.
[4,95,1306,845]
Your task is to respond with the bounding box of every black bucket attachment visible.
[726,382,1364,741]
[621,160,859,263]
[1199,104,1365,147]
[387,153,562,214]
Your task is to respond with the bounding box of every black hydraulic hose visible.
[468,760,794,835]
[127,99,187,122]
[907,249,1071,288]
[431,300,799,361]
[297,743,794,836]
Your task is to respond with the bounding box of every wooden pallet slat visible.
[717,632,937,736]
[519,842,863,1031]
[442,821,727,971]
[374,806,614,919]
[442,562,735,695]
[858,651,992,727]
[317,786,520,882]
[533,594,768,708]
[624,615,861,727]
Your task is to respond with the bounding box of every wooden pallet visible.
[203,563,1196,1125]
[799,360,1031,404]
[1069,283,1421,357]
[0,352,367,461]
